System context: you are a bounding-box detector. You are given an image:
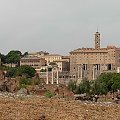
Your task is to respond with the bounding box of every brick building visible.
[20,57,47,70]
[70,31,120,80]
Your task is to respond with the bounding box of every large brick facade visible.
[70,31,120,80]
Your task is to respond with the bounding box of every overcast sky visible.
[0,0,120,55]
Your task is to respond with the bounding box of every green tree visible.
[68,80,77,93]
[92,73,120,95]
[0,53,6,64]
[19,77,32,88]
[5,65,36,78]
[18,65,36,78]
[22,52,28,57]
[6,67,18,78]
[5,50,22,66]
[92,80,108,95]
[111,73,120,91]
[77,79,91,94]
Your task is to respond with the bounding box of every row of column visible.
[78,64,100,80]
[46,67,59,84]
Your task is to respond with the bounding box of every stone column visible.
[78,65,80,79]
[93,66,95,80]
[46,67,49,84]
[85,64,87,70]
[81,65,83,80]
[56,68,59,84]
[51,68,54,84]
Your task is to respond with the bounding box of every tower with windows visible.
[95,31,100,49]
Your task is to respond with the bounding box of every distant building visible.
[70,31,120,80]
[3,63,17,67]
[41,54,62,65]
[27,51,49,57]
[53,60,69,72]
[20,56,47,70]
[20,52,70,84]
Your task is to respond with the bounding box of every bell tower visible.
[95,31,100,49]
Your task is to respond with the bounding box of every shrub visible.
[68,80,77,93]
[19,78,32,88]
[34,79,41,85]
[44,91,55,98]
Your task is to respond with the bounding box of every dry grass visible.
[0,96,120,120]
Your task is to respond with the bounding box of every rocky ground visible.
[0,92,120,120]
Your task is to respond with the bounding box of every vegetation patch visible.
[44,91,55,98]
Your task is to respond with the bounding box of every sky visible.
[0,0,120,55]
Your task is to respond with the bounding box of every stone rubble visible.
[0,92,120,120]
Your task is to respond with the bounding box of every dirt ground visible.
[0,95,120,120]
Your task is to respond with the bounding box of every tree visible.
[5,65,36,78]
[6,67,18,78]
[77,79,91,94]
[22,52,28,57]
[0,53,6,64]
[5,50,22,66]
[19,77,32,88]
[18,65,36,78]
[67,73,120,96]
[92,73,120,95]
[68,80,77,93]
[111,73,120,91]
[92,80,108,95]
